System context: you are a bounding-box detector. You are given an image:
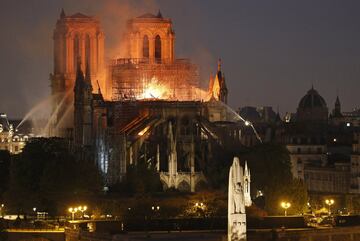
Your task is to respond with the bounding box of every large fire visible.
[137,76,211,101]
[141,77,170,99]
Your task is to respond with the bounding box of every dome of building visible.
[298,87,327,109]
[296,87,328,122]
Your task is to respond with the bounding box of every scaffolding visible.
[109,58,201,101]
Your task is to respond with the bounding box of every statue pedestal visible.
[228,213,246,241]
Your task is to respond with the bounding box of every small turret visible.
[156,10,163,18]
[60,8,66,19]
[333,95,342,117]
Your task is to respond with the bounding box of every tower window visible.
[74,34,80,69]
[85,34,91,68]
[155,35,161,62]
[143,35,149,58]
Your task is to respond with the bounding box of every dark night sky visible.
[1,0,360,119]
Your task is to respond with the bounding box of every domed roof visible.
[298,87,327,109]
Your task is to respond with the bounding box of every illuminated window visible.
[143,35,149,58]
[155,35,161,62]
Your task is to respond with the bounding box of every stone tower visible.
[123,11,175,64]
[50,9,104,136]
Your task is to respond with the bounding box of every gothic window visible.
[155,35,161,62]
[85,34,91,69]
[143,35,149,58]
[74,34,80,70]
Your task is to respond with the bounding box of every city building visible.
[0,113,29,154]
[275,87,359,196]
[351,132,360,193]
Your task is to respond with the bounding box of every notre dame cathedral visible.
[50,10,245,192]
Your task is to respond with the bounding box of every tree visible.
[203,142,308,215]
[0,150,11,198]
[240,143,307,215]
[0,219,7,241]
[5,137,103,215]
[121,159,162,194]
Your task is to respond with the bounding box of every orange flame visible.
[141,77,170,99]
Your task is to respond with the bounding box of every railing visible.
[109,58,191,66]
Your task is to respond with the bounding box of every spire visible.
[275,105,281,123]
[60,8,66,19]
[333,94,342,117]
[156,10,163,18]
[217,58,222,72]
[335,95,340,105]
[244,161,248,176]
[222,73,227,89]
[85,61,91,83]
[75,58,84,83]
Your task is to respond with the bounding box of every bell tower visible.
[50,9,104,136]
[123,11,175,64]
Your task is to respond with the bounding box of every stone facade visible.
[50,10,105,136]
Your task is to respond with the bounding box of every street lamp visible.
[151,206,160,211]
[78,206,87,219]
[33,207,37,219]
[325,199,335,215]
[0,204,4,218]
[68,207,78,220]
[195,202,204,208]
[281,202,291,216]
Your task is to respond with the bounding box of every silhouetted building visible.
[296,86,328,122]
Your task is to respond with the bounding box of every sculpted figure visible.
[233,182,245,214]
[228,157,247,241]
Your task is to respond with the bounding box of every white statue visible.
[228,157,247,241]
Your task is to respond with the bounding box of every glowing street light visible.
[68,207,78,220]
[325,199,335,215]
[281,202,291,216]
[0,204,4,217]
[151,206,160,211]
[78,206,87,218]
